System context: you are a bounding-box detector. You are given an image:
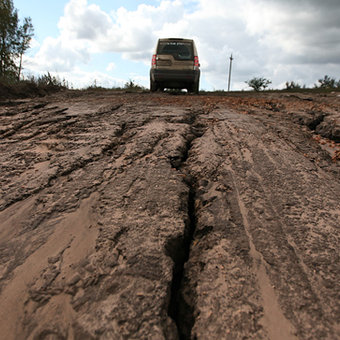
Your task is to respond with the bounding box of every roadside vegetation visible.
[0,0,60,98]
[245,77,272,91]
[245,75,340,92]
[84,79,147,92]
[0,0,33,82]
[0,0,72,98]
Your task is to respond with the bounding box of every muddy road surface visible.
[0,90,339,339]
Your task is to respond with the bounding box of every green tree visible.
[0,0,34,81]
[17,17,33,80]
[316,75,336,89]
[245,77,272,91]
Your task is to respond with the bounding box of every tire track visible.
[231,169,298,340]
[181,109,340,339]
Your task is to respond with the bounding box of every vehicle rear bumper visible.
[150,69,200,83]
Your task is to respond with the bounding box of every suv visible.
[150,38,200,94]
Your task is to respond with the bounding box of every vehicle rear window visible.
[157,41,193,60]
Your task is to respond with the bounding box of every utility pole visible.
[228,54,233,92]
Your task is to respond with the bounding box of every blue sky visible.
[13,0,340,90]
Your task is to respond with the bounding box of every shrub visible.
[285,81,302,90]
[315,75,337,89]
[124,79,146,91]
[245,77,272,91]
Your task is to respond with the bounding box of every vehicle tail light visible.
[194,56,200,68]
[152,54,157,66]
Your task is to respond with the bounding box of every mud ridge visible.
[1,153,99,212]
[0,123,129,212]
[293,109,340,143]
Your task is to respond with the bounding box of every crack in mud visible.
[306,111,325,131]
[167,110,205,339]
[167,177,197,340]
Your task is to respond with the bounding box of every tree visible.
[0,0,33,81]
[0,0,18,79]
[245,77,272,91]
[316,75,336,89]
[17,17,33,80]
[285,81,302,90]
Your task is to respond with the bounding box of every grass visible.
[0,72,71,100]
[2,72,340,100]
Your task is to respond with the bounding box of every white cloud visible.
[100,0,186,54]
[24,36,90,73]
[23,0,340,90]
[47,69,126,89]
[29,38,41,49]
[243,0,340,63]
[58,0,112,40]
[69,69,125,88]
[106,62,115,71]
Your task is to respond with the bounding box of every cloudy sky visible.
[14,0,340,90]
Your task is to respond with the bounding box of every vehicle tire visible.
[150,79,157,92]
[193,81,199,95]
[188,82,199,94]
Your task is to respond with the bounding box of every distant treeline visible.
[246,75,340,91]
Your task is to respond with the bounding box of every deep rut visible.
[167,110,206,339]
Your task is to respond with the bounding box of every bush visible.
[315,75,338,89]
[124,79,145,91]
[245,77,272,91]
[28,72,67,88]
[0,72,69,99]
[285,81,303,90]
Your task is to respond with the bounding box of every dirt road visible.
[0,90,339,339]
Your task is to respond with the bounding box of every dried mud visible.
[0,90,339,339]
